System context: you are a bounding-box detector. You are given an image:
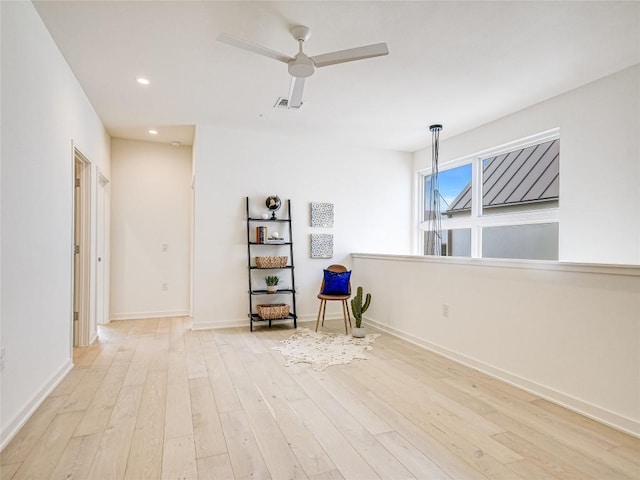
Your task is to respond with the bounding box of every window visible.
[423,228,471,256]
[423,164,472,221]
[419,131,559,260]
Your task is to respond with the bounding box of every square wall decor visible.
[310,202,334,228]
[310,234,333,258]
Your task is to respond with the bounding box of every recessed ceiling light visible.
[136,77,150,85]
[148,129,158,135]
[171,141,181,147]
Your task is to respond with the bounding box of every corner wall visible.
[1,1,110,448]
[413,65,640,265]
[110,138,192,320]
[192,127,412,329]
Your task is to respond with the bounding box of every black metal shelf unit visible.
[246,197,297,331]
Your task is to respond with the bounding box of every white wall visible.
[110,138,192,320]
[353,254,640,436]
[1,1,110,448]
[414,65,640,265]
[192,127,412,329]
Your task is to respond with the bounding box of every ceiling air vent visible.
[274,97,302,110]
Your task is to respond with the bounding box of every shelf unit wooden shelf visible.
[245,197,297,331]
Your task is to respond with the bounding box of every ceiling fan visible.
[217,25,389,109]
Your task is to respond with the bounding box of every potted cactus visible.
[350,286,371,338]
[265,275,279,293]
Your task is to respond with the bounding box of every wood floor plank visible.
[87,384,144,480]
[491,430,586,480]
[124,369,168,480]
[142,317,160,335]
[201,339,242,413]
[336,367,488,479]
[48,368,87,398]
[308,470,346,480]
[608,445,640,471]
[486,411,625,479]
[0,461,21,480]
[234,383,308,479]
[189,377,227,459]
[169,317,186,353]
[290,397,380,480]
[185,331,207,379]
[532,397,640,450]
[60,367,108,413]
[312,368,394,436]
[161,434,198,480]
[196,453,235,479]
[72,343,104,368]
[293,370,415,479]
[2,318,638,480]
[12,411,83,480]
[164,351,193,440]
[242,352,338,477]
[49,432,101,480]
[73,357,130,437]
[350,359,525,471]
[366,354,506,437]
[375,430,454,479]
[219,409,271,480]
[0,395,69,465]
[444,374,638,478]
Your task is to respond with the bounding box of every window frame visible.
[417,128,560,259]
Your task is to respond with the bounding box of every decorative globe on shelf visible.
[265,195,281,219]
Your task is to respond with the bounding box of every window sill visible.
[351,253,640,277]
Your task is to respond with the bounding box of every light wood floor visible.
[1,317,638,480]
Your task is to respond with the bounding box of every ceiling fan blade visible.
[311,42,389,68]
[288,77,305,108]
[217,33,292,63]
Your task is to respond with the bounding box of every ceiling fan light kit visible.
[217,25,388,109]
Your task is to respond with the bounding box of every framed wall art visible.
[310,202,334,228]
[310,233,333,259]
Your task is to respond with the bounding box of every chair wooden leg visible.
[321,300,327,326]
[315,300,324,332]
[346,300,352,328]
[341,300,349,334]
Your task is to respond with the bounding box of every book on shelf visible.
[255,226,268,243]
[267,238,285,244]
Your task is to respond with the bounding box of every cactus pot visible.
[266,286,277,293]
[352,326,366,338]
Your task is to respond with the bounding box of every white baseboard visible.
[191,313,336,331]
[191,318,247,330]
[364,317,640,439]
[1,358,74,451]
[110,310,189,321]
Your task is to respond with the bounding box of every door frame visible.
[73,146,92,348]
[95,170,110,328]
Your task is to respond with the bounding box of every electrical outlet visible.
[161,243,168,252]
[1,347,6,371]
[442,304,450,318]
[161,282,168,291]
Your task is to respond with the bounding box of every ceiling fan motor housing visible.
[288,54,315,77]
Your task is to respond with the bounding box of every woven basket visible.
[255,256,288,268]
[256,303,290,320]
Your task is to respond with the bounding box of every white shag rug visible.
[271,328,380,371]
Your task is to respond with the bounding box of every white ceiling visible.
[34,1,639,152]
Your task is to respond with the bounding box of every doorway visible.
[73,149,91,347]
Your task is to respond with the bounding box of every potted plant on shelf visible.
[265,275,279,293]
[350,286,371,338]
